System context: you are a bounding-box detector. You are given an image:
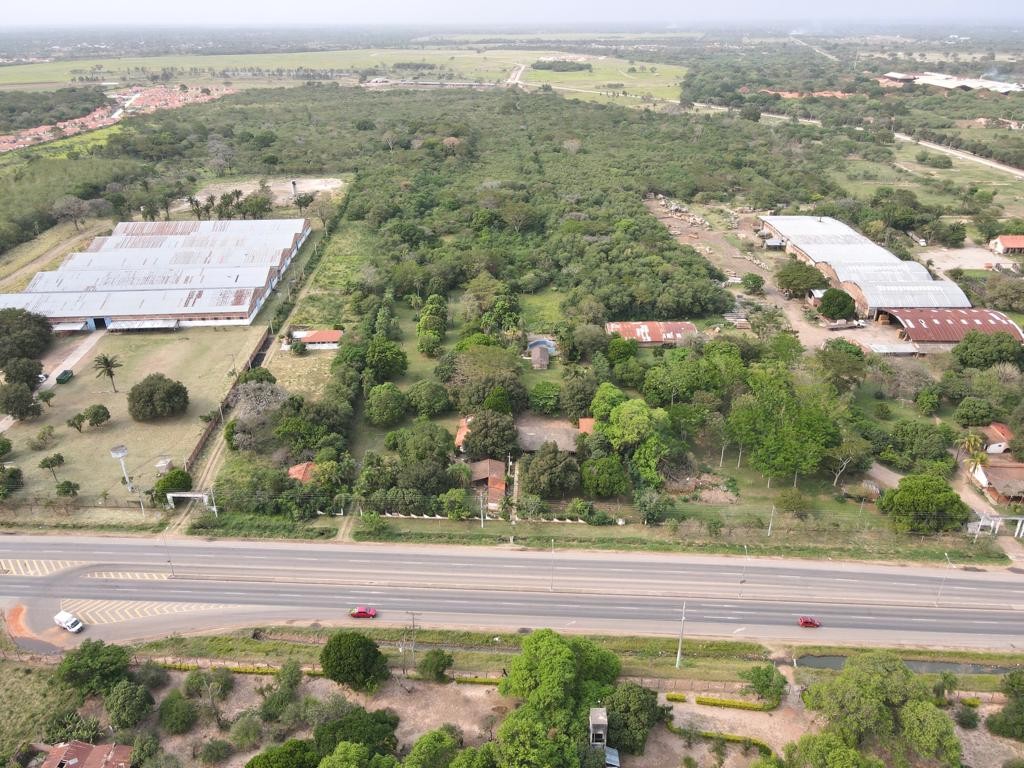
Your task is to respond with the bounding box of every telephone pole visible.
[407,611,420,670]
[675,602,687,669]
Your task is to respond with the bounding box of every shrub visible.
[956,705,979,729]
[666,693,687,702]
[230,713,263,750]
[128,374,189,421]
[153,469,193,501]
[45,710,100,743]
[184,669,210,698]
[417,649,454,682]
[159,689,198,735]
[694,695,773,711]
[135,660,171,690]
[132,733,160,765]
[320,632,390,692]
[954,396,995,427]
[104,679,154,729]
[961,697,981,708]
[199,739,234,765]
[776,489,811,517]
[740,663,787,705]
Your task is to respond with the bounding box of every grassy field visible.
[288,222,373,327]
[0,660,79,761]
[1,326,267,503]
[0,49,684,97]
[0,218,109,286]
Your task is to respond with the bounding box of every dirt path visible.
[0,222,106,291]
[894,134,1024,180]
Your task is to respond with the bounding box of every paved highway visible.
[0,535,1021,649]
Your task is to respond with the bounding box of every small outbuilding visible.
[469,459,506,510]
[530,346,550,370]
[288,461,317,484]
[41,741,133,768]
[992,235,1024,255]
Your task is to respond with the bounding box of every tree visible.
[462,409,519,461]
[816,339,867,392]
[128,374,189,421]
[0,308,53,368]
[93,353,123,392]
[782,732,883,768]
[159,689,198,735]
[741,273,765,295]
[318,742,370,768]
[104,679,153,729]
[418,649,454,682]
[294,192,316,214]
[37,389,55,408]
[916,387,940,416]
[519,441,580,498]
[581,455,630,498]
[320,631,390,692]
[953,396,995,427]
[56,480,80,497]
[605,682,669,754]
[83,403,111,427]
[39,453,65,481]
[52,195,89,231]
[590,382,628,421]
[818,288,856,320]
[237,366,276,385]
[364,338,408,384]
[3,357,43,389]
[313,707,399,758]
[66,413,86,432]
[824,429,872,486]
[245,739,319,768]
[403,726,460,768]
[56,639,130,694]
[900,699,961,765]
[741,664,787,704]
[153,468,193,500]
[0,436,10,463]
[407,379,450,418]
[365,383,408,427]
[529,381,561,416]
[878,473,969,533]
[955,431,984,462]
[0,382,41,420]
[775,260,828,296]
[986,670,1024,741]
[952,331,1023,370]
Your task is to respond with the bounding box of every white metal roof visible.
[27,266,274,293]
[90,233,297,252]
[760,215,970,310]
[112,218,309,237]
[63,247,289,271]
[0,287,259,319]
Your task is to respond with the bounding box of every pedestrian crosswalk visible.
[86,571,169,581]
[0,559,83,577]
[61,598,229,625]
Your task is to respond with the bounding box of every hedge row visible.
[665,692,687,702]
[695,695,776,711]
[454,676,501,686]
[666,723,773,756]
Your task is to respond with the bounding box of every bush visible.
[45,710,100,743]
[135,660,171,690]
[105,679,154,729]
[956,705,979,729]
[776,489,811,517]
[230,713,263,750]
[417,649,454,682]
[961,697,981,708]
[320,632,390,692]
[57,639,130,694]
[666,692,687,702]
[199,739,234,765]
[159,689,198,735]
[132,733,160,765]
[694,695,773,711]
[128,374,189,421]
[740,663,786,705]
[184,669,210,698]
[954,396,995,427]
[153,469,193,500]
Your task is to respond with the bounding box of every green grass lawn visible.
[0,661,80,762]
[2,325,267,503]
[519,287,565,333]
[288,222,373,327]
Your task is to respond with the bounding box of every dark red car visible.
[350,606,377,619]
[798,616,821,628]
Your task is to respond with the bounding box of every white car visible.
[54,610,84,633]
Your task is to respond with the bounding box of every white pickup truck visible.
[54,610,84,633]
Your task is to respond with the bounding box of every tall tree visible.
[93,354,123,393]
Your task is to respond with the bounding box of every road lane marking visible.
[0,559,85,577]
[61,598,241,625]
[86,571,169,581]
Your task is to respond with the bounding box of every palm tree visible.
[968,451,989,476]
[955,432,984,462]
[93,354,123,393]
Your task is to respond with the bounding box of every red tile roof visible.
[996,235,1024,248]
[578,418,596,435]
[605,321,697,344]
[288,461,317,484]
[41,742,133,768]
[301,330,343,344]
[469,459,506,506]
[455,417,471,449]
[885,308,1024,343]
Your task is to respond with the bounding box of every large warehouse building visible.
[0,219,310,330]
[759,215,970,317]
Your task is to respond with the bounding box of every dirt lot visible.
[920,244,1012,273]
[959,703,1024,767]
[182,176,345,209]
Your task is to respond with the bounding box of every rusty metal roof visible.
[605,321,698,343]
[885,308,1024,343]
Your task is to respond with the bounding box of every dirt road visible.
[0,221,107,291]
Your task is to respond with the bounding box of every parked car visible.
[54,610,84,633]
[350,606,377,619]
[55,369,74,384]
[36,373,48,383]
[798,616,821,628]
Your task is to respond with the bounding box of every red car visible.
[350,606,377,619]
[798,616,821,628]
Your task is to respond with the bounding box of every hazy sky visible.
[4,0,1022,27]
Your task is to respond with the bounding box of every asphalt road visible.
[1,535,1022,649]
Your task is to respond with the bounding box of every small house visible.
[41,741,133,768]
[288,461,317,484]
[469,459,506,510]
[578,417,596,435]
[526,336,558,355]
[530,346,550,370]
[972,456,1024,504]
[992,235,1024,255]
[283,329,343,350]
[604,321,697,347]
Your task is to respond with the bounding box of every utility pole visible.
[549,539,555,592]
[935,552,953,607]
[480,491,485,529]
[738,544,749,598]
[767,506,775,538]
[674,602,687,669]
[407,611,420,670]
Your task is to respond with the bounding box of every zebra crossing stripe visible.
[0,559,84,577]
[60,599,231,625]
[86,571,170,581]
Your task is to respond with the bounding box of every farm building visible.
[605,321,698,345]
[530,346,550,370]
[470,459,506,511]
[759,216,970,317]
[880,307,1024,349]
[991,235,1024,255]
[288,461,318,484]
[286,329,343,350]
[0,219,310,330]
[973,456,1024,504]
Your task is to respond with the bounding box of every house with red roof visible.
[288,461,317,484]
[470,459,507,510]
[992,235,1024,255]
[41,741,132,768]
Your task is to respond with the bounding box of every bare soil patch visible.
[185,177,344,209]
[629,724,760,768]
[958,704,1024,767]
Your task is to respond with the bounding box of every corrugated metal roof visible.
[112,218,309,237]
[863,283,971,309]
[885,308,1024,342]
[90,233,297,252]
[605,321,698,343]
[27,266,273,293]
[64,247,289,271]
[0,287,259,319]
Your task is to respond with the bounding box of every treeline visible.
[0,87,111,133]
[531,60,592,71]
